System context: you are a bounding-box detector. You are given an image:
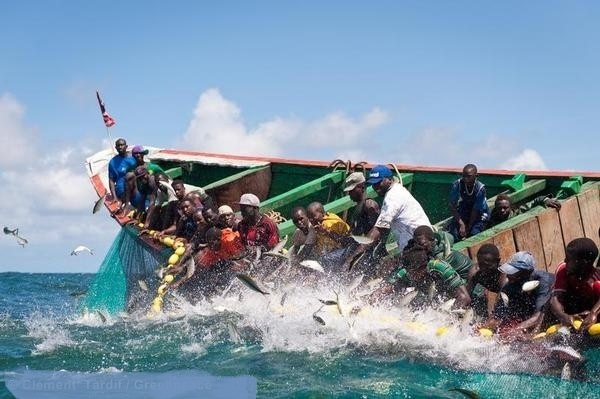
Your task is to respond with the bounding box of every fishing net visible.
[79,227,169,315]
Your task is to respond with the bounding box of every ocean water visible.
[2,272,600,399]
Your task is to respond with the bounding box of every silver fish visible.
[561,362,571,381]
[71,245,93,256]
[399,290,419,307]
[500,292,509,306]
[299,260,325,274]
[427,282,437,301]
[92,194,106,214]
[351,235,374,245]
[236,273,269,295]
[96,310,107,323]
[318,299,338,306]
[346,274,364,294]
[182,257,196,280]
[522,280,540,292]
[312,314,326,326]
[334,291,343,316]
[16,235,28,247]
[227,322,243,344]
[280,292,288,306]
[137,280,148,291]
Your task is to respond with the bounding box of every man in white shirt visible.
[344,164,431,271]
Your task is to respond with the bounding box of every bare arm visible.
[550,292,573,326]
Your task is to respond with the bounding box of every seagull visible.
[71,246,94,256]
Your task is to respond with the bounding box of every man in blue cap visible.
[344,164,431,271]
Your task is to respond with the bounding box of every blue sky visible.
[1,1,598,272]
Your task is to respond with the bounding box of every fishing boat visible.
[83,146,600,315]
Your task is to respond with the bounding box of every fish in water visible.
[312,314,326,326]
[71,246,94,256]
[92,194,107,214]
[137,280,148,291]
[561,362,571,380]
[447,387,480,399]
[236,273,270,295]
[500,292,509,306]
[299,260,325,274]
[227,322,243,344]
[96,310,107,323]
[15,236,28,247]
[280,292,288,306]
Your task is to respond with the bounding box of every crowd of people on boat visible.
[107,138,600,342]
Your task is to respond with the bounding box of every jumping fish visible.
[3,227,18,235]
[351,235,374,245]
[92,194,106,214]
[312,314,326,326]
[346,274,364,294]
[427,282,437,301]
[500,292,510,306]
[137,280,148,291]
[182,257,196,280]
[236,274,270,295]
[299,260,325,274]
[561,362,571,381]
[280,292,288,306]
[227,322,243,344]
[318,299,338,306]
[4,227,28,247]
[399,289,419,307]
[71,246,94,256]
[96,310,107,323]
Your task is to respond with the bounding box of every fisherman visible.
[129,145,164,175]
[487,193,562,229]
[107,138,136,214]
[289,206,317,264]
[466,244,507,317]
[343,164,431,273]
[307,201,352,273]
[156,179,187,237]
[484,251,554,340]
[217,205,240,231]
[448,164,490,242]
[406,225,472,280]
[343,172,380,236]
[171,226,246,300]
[370,246,471,309]
[236,193,280,252]
[126,165,158,221]
[550,237,600,331]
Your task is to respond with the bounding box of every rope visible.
[387,163,403,186]
[265,210,287,223]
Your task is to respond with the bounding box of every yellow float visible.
[168,254,180,265]
[588,323,600,336]
[163,274,174,283]
[478,328,494,338]
[174,246,186,256]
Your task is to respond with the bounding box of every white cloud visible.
[181,89,388,159]
[0,93,38,167]
[393,127,547,170]
[500,149,547,171]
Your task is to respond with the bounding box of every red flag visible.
[96,91,116,128]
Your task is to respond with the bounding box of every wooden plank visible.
[513,218,546,271]
[578,184,600,247]
[559,196,584,245]
[537,210,565,274]
[491,229,516,264]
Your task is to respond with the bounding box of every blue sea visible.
[2,271,600,399]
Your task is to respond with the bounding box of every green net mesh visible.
[80,227,169,315]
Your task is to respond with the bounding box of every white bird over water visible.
[71,246,94,256]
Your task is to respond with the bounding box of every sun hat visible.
[343,172,366,192]
[237,193,260,207]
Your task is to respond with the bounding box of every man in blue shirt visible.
[108,138,136,213]
[448,164,490,241]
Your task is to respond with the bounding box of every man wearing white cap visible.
[486,251,554,339]
[236,193,280,252]
[343,172,380,236]
[218,204,240,231]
